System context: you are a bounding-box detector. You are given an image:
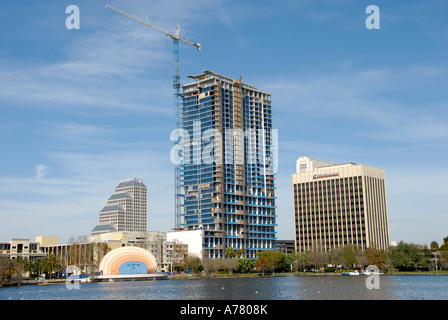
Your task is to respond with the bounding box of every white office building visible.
[292,156,390,252]
[93,178,147,234]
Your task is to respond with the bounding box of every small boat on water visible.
[341,270,384,276]
[362,270,384,275]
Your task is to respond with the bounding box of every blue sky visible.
[0,0,447,246]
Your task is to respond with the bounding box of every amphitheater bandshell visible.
[99,246,158,275]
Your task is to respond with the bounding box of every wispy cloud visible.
[0,56,172,116]
[0,143,175,242]
[0,10,177,116]
[37,122,113,147]
[264,64,448,143]
[34,164,50,179]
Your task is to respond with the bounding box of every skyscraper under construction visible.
[177,70,277,259]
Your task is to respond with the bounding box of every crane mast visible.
[106,4,201,229]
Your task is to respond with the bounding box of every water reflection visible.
[1,275,447,300]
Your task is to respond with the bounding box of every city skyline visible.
[0,1,447,246]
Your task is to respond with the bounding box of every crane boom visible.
[106,4,201,230]
[105,4,201,51]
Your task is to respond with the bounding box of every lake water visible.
[1,275,447,301]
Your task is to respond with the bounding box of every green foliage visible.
[254,255,272,275]
[366,246,385,268]
[41,255,63,278]
[0,256,64,281]
[430,241,439,250]
[236,258,255,273]
[257,250,289,272]
[181,255,203,272]
[225,247,236,259]
[225,247,245,259]
[439,236,448,251]
[387,241,433,270]
[343,245,357,267]
[289,252,308,272]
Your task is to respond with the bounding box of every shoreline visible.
[170,271,448,280]
[2,271,447,287]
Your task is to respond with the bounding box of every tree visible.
[257,250,288,273]
[290,252,307,272]
[21,259,35,279]
[181,255,202,273]
[387,241,433,271]
[170,242,188,273]
[355,250,369,268]
[225,247,236,259]
[0,256,9,287]
[308,248,328,271]
[203,259,219,277]
[430,241,439,251]
[343,245,357,269]
[255,255,272,276]
[366,246,384,268]
[203,258,241,276]
[236,258,255,274]
[42,255,63,278]
[328,248,345,270]
[439,236,448,251]
[441,251,448,268]
[432,236,448,271]
[235,248,245,259]
[36,258,47,278]
[222,259,238,275]
[6,259,24,285]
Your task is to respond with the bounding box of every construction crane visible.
[105,4,201,229]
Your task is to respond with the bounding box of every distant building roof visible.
[91,223,117,233]
[116,178,146,189]
[108,192,132,201]
[296,155,335,173]
[100,204,124,212]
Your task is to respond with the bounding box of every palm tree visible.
[21,259,35,279]
[6,259,24,285]
[236,258,254,273]
[225,247,236,259]
[236,248,245,259]
[42,255,63,279]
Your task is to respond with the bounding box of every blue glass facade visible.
[180,71,277,259]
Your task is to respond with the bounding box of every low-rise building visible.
[38,231,189,273]
[0,238,46,260]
